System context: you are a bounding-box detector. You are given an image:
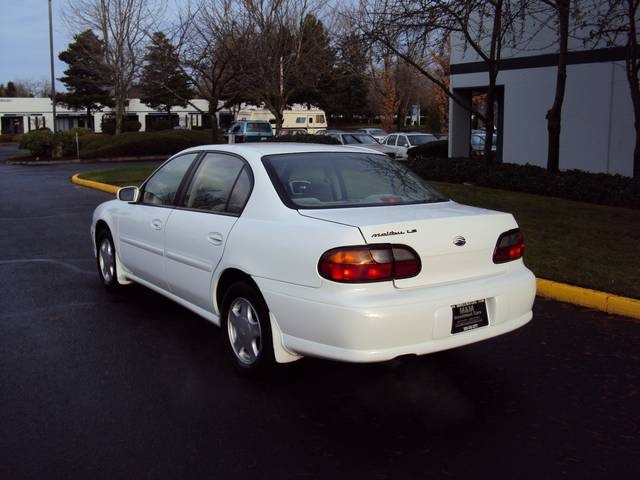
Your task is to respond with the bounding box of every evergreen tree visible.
[6,82,17,97]
[290,14,336,110]
[140,32,192,113]
[57,30,112,115]
[329,32,369,121]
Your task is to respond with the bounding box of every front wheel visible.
[221,282,274,374]
[96,229,124,292]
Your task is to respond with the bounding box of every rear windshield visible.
[262,152,447,209]
[341,134,378,145]
[247,122,272,133]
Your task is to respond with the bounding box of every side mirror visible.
[117,186,139,202]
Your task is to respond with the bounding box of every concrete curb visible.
[71,173,119,195]
[536,279,640,320]
[70,174,640,321]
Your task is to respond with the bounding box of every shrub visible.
[124,120,141,132]
[0,133,23,143]
[410,156,640,209]
[101,116,141,134]
[146,119,174,132]
[407,140,448,159]
[78,129,212,158]
[266,133,341,144]
[19,129,55,157]
[68,127,94,136]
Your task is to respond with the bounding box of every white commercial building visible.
[0,97,224,134]
[448,10,636,177]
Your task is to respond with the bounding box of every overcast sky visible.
[0,0,73,90]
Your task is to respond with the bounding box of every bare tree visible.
[530,0,573,173]
[169,0,246,142]
[236,0,329,134]
[65,0,162,134]
[357,0,530,161]
[588,0,640,178]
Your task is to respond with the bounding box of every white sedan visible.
[91,143,535,373]
[383,132,439,159]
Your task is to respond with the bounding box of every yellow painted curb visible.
[70,173,640,320]
[537,278,640,320]
[71,173,118,195]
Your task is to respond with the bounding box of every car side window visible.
[227,167,253,214]
[182,153,246,213]
[386,135,396,146]
[141,153,197,206]
[231,124,241,134]
[397,136,409,147]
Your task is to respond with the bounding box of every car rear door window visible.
[182,153,246,213]
[141,153,197,206]
[227,167,253,214]
[397,136,409,147]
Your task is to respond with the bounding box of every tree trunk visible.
[483,67,497,162]
[625,0,640,178]
[209,110,219,143]
[115,94,124,135]
[546,1,569,173]
[275,111,284,136]
[484,0,503,163]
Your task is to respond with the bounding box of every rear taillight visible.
[493,228,525,263]
[318,244,421,283]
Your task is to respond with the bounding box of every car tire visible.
[96,229,124,292]
[221,281,274,374]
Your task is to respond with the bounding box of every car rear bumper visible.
[255,266,536,363]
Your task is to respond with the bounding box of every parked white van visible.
[237,108,328,134]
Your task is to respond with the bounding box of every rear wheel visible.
[96,229,124,292]
[221,282,274,374]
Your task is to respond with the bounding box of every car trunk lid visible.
[299,201,518,288]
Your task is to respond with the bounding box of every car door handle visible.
[151,219,163,230]
[207,232,223,246]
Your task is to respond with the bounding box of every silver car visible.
[382,132,439,160]
[356,128,389,143]
[324,131,398,158]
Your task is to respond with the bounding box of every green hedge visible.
[100,116,142,135]
[266,134,341,144]
[411,156,640,209]
[18,128,98,157]
[0,133,23,143]
[408,140,448,159]
[18,129,56,157]
[79,129,212,158]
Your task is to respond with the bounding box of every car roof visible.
[233,119,271,123]
[179,142,387,159]
[325,130,372,135]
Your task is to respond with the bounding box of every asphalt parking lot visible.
[1,148,639,479]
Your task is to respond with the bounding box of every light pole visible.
[48,0,57,133]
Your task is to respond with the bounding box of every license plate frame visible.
[451,299,489,334]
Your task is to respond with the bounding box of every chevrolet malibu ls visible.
[91,143,535,373]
